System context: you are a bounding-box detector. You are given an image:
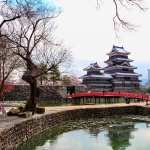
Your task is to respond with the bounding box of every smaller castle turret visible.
[81,62,112,91]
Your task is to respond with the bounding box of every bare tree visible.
[1,0,70,111]
[0,37,21,98]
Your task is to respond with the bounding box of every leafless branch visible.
[97,0,145,30]
[0,37,22,94]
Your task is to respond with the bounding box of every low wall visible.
[0,105,150,150]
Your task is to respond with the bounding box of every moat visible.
[18,116,150,150]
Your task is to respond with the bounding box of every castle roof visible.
[84,62,102,71]
[107,45,130,56]
[112,57,133,62]
[112,72,141,77]
[105,58,133,64]
[112,45,126,52]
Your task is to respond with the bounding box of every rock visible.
[18,112,32,118]
[7,108,20,116]
[36,107,45,114]
[18,106,24,112]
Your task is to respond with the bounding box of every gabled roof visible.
[84,62,102,71]
[112,45,126,52]
[121,61,130,66]
[113,72,141,77]
[112,57,133,62]
[107,45,130,56]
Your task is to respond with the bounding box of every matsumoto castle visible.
[81,45,141,91]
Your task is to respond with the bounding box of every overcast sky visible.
[53,0,150,82]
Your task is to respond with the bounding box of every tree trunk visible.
[22,68,38,112]
[21,57,40,112]
[25,79,37,112]
[0,80,5,101]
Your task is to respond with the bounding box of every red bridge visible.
[67,91,150,104]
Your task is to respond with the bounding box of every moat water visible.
[18,116,150,150]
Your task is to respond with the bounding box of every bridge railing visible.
[68,91,150,101]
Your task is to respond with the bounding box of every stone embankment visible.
[0,103,150,150]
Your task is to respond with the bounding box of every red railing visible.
[0,82,14,99]
[68,91,150,102]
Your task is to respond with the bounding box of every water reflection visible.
[107,123,135,150]
[18,118,150,150]
[88,127,103,137]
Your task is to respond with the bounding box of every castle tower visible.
[104,45,141,91]
[81,62,112,91]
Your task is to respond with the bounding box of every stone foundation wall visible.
[0,106,150,150]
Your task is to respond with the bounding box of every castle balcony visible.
[113,81,140,85]
[83,80,112,84]
[113,86,139,91]
[105,69,135,74]
[113,83,140,87]
[86,83,112,87]
[104,66,137,71]
[110,55,128,59]
[82,78,112,82]
[112,58,133,62]
[113,73,141,77]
